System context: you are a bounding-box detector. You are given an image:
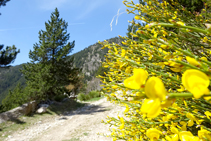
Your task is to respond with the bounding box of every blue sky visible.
[0,0,139,66]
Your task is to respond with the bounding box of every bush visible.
[2,83,29,112]
[84,94,91,100]
[77,91,101,101]
[88,91,100,98]
[100,0,211,140]
[77,93,86,101]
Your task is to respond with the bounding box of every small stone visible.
[36,107,47,114]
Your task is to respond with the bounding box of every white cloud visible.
[110,8,126,31]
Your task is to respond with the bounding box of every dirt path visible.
[6,98,124,141]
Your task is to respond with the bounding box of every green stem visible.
[150,23,209,35]
[168,93,193,98]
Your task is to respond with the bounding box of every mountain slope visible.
[0,64,26,103]
[0,37,124,103]
[70,37,123,81]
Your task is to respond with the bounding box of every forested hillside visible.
[0,37,124,103]
[0,64,26,103]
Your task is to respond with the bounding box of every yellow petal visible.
[170,67,182,72]
[186,56,201,66]
[200,57,207,61]
[179,131,193,141]
[134,15,140,20]
[141,98,161,118]
[172,134,179,141]
[124,68,148,89]
[121,49,126,57]
[145,77,166,101]
[187,120,194,126]
[182,69,210,99]
[171,127,179,134]
[146,128,162,141]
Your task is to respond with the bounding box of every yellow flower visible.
[176,21,185,26]
[186,113,196,126]
[121,49,126,57]
[205,111,211,119]
[160,44,168,49]
[182,69,210,99]
[119,123,124,129]
[200,56,207,61]
[120,117,124,123]
[135,15,140,20]
[145,77,166,101]
[124,68,148,89]
[179,131,200,141]
[166,134,179,141]
[146,128,162,141]
[124,105,129,113]
[171,126,179,134]
[171,134,179,141]
[177,85,185,92]
[141,98,161,118]
[186,56,201,66]
[161,99,174,108]
[179,121,187,131]
[198,129,211,140]
[170,67,183,72]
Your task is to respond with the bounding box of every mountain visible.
[70,37,123,81]
[0,37,124,103]
[0,64,26,103]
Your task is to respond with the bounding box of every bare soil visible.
[5,98,124,141]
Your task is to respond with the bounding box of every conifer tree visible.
[0,0,20,68]
[21,8,80,100]
[0,45,20,68]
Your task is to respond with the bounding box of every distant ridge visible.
[0,37,124,103]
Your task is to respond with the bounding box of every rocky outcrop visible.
[0,101,37,123]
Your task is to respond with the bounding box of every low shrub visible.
[88,91,100,98]
[77,93,86,101]
[77,91,101,101]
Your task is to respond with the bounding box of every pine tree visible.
[0,0,20,68]
[0,45,20,68]
[21,8,80,100]
[0,0,10,7]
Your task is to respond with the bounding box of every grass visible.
[83,132,89,136]
[84,96,104,102]
[0,99,85,140]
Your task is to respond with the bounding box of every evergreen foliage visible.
[0,0,10,7]
[0,0,19,66]
[0,64,25,103]
[0,37,123,105]
[21,8,80,101]
[1,83,29,112]
[0,45,20,68]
